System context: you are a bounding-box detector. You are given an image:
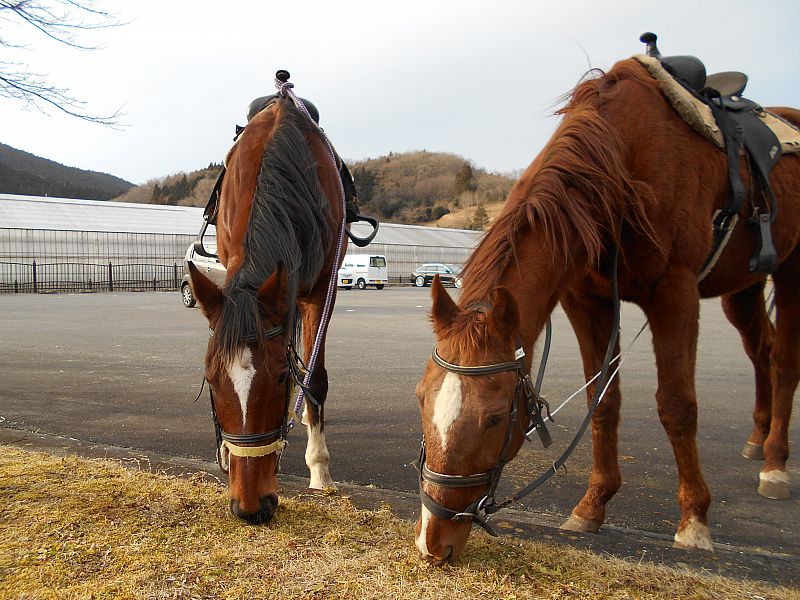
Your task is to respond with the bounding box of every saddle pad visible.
[633,54,800,155]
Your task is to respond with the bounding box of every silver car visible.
[181,244,226,308]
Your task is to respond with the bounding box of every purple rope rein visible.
[274,77,347,428]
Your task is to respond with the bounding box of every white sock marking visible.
[432,372,463,451]
[227,347,255,427]
[304,406,335,489]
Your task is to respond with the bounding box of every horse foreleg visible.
[299,300,336,491]
[758,268,800,500]
[720,282,774,461]
[559,289,622,533]
[646,275,712,551]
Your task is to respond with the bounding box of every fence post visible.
[108,262,113,292]
[32,260,38,294]
[152,277,157,291]
[173,263,178,289]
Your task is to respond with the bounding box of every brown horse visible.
[414,57,800,561]
[189,94,345,523]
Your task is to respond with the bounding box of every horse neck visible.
[462,216,588,354]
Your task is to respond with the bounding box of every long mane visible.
[213,99,332,366]
[460,60,660,307]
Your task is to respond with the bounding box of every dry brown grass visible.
[0,447,795,600]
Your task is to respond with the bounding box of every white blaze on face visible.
[227,347,256,427]
[415,505,433,557]
[432,372,463,451]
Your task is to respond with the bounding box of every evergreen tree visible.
[454,162,476,196]
[470,203,489,231]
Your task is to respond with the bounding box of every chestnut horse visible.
[189,94,345,524]
[415,58,800,561]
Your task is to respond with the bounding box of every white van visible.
[342,254,388,290]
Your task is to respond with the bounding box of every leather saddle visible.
[194,76,379,259]
[640,32,781,275]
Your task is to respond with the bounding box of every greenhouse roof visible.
[0,194,483,248]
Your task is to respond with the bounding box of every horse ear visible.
[257,264,289,318]
[431,275,459,334]
[489,287,519,339]
[188,262,223,324]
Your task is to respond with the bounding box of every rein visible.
[273,71,348,427]
[420,243,622,535]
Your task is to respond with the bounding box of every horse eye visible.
[278,370,289,384]
[484,414,504,429]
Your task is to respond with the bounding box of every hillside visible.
[0,143,133,200]
[115,150,517,230]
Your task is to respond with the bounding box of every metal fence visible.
[1,227,477,293]
[0,228,195,294]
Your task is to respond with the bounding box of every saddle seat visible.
[639,32,748,98]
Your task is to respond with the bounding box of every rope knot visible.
[275,78,295,96]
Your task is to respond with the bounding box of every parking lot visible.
[0,288,798,562]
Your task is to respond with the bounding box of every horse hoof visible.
[673,516,713,551]
[758,470,790,499]
[560,513,601,533]
[741,441,764,460]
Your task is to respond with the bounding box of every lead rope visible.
[274,73,348,428]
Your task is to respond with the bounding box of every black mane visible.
[214,99,333,365]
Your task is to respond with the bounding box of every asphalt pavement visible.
[1,288,798,584]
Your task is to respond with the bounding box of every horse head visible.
[190,262,292,524]
[415,276,529,562]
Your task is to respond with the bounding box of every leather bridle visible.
[419,242,622,536]
[205,322,308,474]
[419,334,553,535]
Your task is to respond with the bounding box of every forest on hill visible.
[0,143,133,200]
[115,150,517,230]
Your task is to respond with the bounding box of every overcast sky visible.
[2,0,799,185]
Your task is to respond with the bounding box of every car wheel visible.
[181,283,196,308]
[454,278,463,289]
[357,279,367,290]
[414,276,425,287]
[375,284,385,290]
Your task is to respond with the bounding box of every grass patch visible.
[0,447,795,599]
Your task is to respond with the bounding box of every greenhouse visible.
[0,194,483,293]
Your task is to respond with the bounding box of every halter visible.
[206,322,293,474]
[419,242,622,536]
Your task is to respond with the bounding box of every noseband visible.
[206,322,294,474]
[419,333,553,536]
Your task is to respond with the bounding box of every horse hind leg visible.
[758,264,800,500]
[559,289,622,534]
[720,281,774,461]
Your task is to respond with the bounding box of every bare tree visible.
[0,0,124,125]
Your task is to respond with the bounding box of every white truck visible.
[341,254,388,290]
